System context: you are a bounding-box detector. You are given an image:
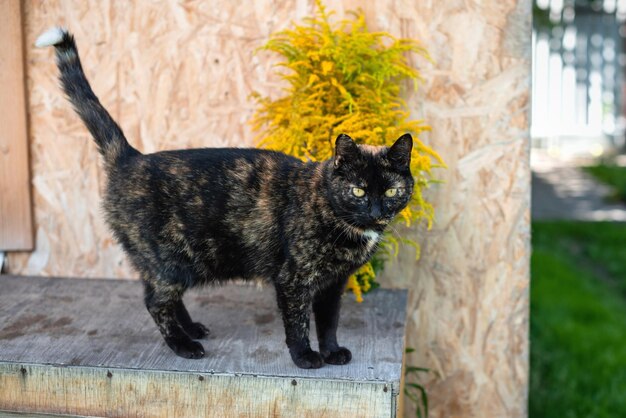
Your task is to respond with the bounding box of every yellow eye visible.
[385,188,398,197]
[352,187,365,197]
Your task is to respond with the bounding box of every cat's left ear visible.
[387,133,413,169]
[334,134,359,169]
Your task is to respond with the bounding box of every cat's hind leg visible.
[175,299,210,339]
[142,278,205,359]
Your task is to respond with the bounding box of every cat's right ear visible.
[334,134,358,169]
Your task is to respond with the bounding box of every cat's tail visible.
[36,27,138,165]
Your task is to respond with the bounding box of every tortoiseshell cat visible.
[37,28,415,368]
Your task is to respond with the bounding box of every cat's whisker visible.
[330,223,349,248]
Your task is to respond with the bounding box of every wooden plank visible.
[0,1,33,251]
[0,275,407,417]
[0,364,393,418]
[0,411,88,418]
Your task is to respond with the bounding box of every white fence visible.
[532,0,626,156]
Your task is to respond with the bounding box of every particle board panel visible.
[0,275,407,417]
[0,1,34,250]
[10,1,531,417]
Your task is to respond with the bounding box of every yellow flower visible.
[347,275,363,303]
[251,0,443,302]
[321,61,334,75]
[308,51,320,61]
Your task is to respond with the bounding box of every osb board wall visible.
[8,1,531,417]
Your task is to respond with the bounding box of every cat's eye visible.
[352,187,365,197]
[385,188,398,197]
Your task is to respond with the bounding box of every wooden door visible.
[0,0,34,251]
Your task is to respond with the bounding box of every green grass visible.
[531,221,626,417]
[584,164,626,202]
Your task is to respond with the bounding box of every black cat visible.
[37,27,415,369]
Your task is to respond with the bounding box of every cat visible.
[36,27,415,369]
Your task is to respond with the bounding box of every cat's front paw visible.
[185,322,210,339]
[165,336,205,359]
[322,347,352,365]
[291,349,324,369]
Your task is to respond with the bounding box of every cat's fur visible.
[39,28,415,368]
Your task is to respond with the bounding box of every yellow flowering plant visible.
[251,1,444,301]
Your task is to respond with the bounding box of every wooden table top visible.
[0,275,408,384]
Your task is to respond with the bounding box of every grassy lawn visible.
[584,164,626,202]
[531,221,626,417]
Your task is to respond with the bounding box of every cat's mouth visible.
[351,217,389,232]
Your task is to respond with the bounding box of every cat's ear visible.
[387,133,413,170]
[334,134,359,169]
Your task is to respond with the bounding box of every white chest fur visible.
[363,230,381,252]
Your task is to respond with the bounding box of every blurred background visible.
[531,0,626,416]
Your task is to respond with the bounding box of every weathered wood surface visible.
[0,275,407,417]
[0,1,33,251]
[0,412,86,418]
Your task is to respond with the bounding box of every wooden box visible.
[0,276,408,417]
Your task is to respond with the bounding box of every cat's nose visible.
[369,202,382,220]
